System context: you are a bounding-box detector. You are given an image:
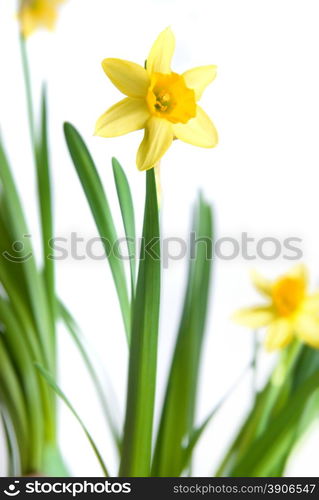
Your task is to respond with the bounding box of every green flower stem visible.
[19,35,36,154]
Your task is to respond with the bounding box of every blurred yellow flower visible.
[95,28,218,171]
[18,0,65,38]
[233,265,319,351]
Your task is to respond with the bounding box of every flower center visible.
[155,91,171,112]
[146,72,196,124]
[23,0,37,6]
[272,277,305,316]
[22,0,41,9]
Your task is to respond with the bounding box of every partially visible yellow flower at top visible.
[95,28,218,171]
[18,0,65,38]
[233,265,319,351]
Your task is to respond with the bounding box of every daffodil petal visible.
[250,270,272,297]
[137,118,173,171]
[232,306,275,328]
[286,264,308,287]
[38,6,57,30]
[95,98,149,138]
[19,10,38,37]
[183,65,217,100]
[265,319,293,351]
[146,27,175,74]
[102,59,150,98]
[295,314,319,348]
[19,0,65,37]
[173,106,218,148]
[303,293,319,313]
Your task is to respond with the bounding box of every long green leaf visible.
[36,86,55,328]
[36,364,109,476]
[0,155,56,449]
[0,140,53,370]
[0,194,31,311]
[0,406,21,476]
[119,168,160,477]
[216,343,319,477]
[231,370,319,476]
[0,234,55,444]
[152,194,213,477]
[0,207,44,363]
[0,298,47,471]
[0,340,29,472]
[63,123,130,339]
[112,157,136,298]
[257,347,319,476]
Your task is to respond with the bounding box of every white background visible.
[1,0,319,476]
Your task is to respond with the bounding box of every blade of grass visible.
[152,194,213,477]
[258,348,319,476]
[112,157,136,298]
[63,123,130,340]
[0,193,31,308]
[0,405,21,476]
[58,300,121,452]
[36,86,55,328]
[0,298,46,470]
[256,340,302,434]
[0,164,55,442]
[231,370,319,476]
[291,345,319,389]
[119,168,160,477]
[0,208,43,362]
[41,444,69,477]
[0,194,56,461]
[0,340,29,472]
[0,257,46,367]
[0,140,54,371]
[266,389,319,477]
[36,364,109,476]
[216,344,319,477]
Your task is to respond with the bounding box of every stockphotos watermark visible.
[1,232,303,268]
[2,479,131,497]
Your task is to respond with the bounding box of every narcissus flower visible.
[18,0,65,38]
[233,265,319,351]
[95,28,218,171]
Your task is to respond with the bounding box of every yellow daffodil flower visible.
[18,0,65,38]
[233,265,319,351]
[95,28,218,171]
